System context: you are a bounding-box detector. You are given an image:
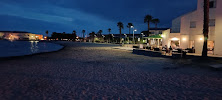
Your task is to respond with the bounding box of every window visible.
[209,0,216,8]
[190,21,196,28]
[209,19,215,26]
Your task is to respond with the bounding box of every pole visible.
[133,30,135,44]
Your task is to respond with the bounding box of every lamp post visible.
[111,34,114,43]
[141,33,144,43]
[133,29,137,44]
[130,26,134,44]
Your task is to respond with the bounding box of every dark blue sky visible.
[0,0,197,36]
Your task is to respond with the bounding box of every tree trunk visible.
[119,29,122,44]
[202,0,209,57]
[148,21,150,36]
[129,28,131,43]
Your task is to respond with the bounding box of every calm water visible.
[0,40,63,57]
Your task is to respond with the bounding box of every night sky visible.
[0,0,197,36]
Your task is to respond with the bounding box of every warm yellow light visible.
[200,38,203,40]
[171,37,179,41]
[182,38,186,41]
[161,35,164,38]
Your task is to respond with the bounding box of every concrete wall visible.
[214,0,222,55]
[162,29,181,47]
[171,17,181,33]
[162,29,171,47]
[173,0,218,54]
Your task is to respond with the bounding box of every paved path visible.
[0,42,222,100]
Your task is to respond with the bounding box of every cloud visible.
[0,1,118,34]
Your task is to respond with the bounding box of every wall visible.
[214,0,222,55]
[171,17,181,33]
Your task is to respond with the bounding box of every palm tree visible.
[117,22,124,43]
[72,30,76,35]
[45,30,49,40]
[98,30,103,35]
[89,31,96,43]
[72,30,77,39]
[108,28,111,34]
[108,28,111,43]
[144,15,153,36]
[127,23,133,43]
[82,30,85,38]
[152,18,160,29]
[202,0,210,57]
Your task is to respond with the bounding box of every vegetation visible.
[127,23,133,43]
[108,28,111,43]
[82,30,85,38]
[50,32,77,41]
[117,22,124,43]
[152,18,160,28]
[144,15,153,36]
[46,30,49,39]
[89,31,96,43]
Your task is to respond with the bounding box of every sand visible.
[0,41,222,100]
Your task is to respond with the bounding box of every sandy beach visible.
[0,42,222,99]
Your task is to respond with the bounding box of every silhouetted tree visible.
[127,23,133,43]
[108,28,111,43]
[202,0,209,57]
[82,30,85,39]
[89,31,96,43]
[152,18,160,28]
[45,30,49,40]
[117,22,124,43]
[144,15,153,36]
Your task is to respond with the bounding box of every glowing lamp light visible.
[200,38,203,40]
[171,37,179,41]
[161,35,164,38]
[182,38,186,41]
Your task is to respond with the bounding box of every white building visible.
[162,0,222,55]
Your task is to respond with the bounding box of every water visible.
[0,40,63,57]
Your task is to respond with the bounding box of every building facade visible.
[0,31,43,41]
[162,0,222,55]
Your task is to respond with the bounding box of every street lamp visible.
[129,26,134,44]
[141,33,144,43]
[133,29,137,44]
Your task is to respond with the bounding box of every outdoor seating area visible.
[132,45,196,59]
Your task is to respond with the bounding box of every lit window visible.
[190,21,196,28]
[209,19,215,26]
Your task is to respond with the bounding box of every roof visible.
[0,31,30,33]
[149,28,169,30]
[145,34,162,39]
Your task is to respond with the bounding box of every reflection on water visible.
[0,40,63,58]
[30,41,39,53]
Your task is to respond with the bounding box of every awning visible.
[144,34,162,39]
